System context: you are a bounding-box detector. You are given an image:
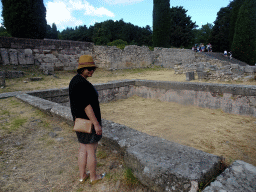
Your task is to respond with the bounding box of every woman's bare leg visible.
[86,142,98,181]
[78,143,88,179]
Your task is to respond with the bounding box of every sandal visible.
[79,173,90,184]
[90,173,106,185]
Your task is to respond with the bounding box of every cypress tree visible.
[1,0,47,39]
[228,0,244,49]
[231,0,256,65]
[209,7,231,52]
[153,0,171,48]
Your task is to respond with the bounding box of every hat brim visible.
[77,62,98,69]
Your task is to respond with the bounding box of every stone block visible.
[124,136,222,192]
[197,72,207,80]
[18,50,26,65]
[26,54,34,65]
[231,66,245,75]
[25,49,33,55]
[0,75,5,86]
[9,49,18,65]
[203,160,256,192]
[245,66,255,73]
[231,64,239,69]
[0,48,9,65]
[186,72,195,81]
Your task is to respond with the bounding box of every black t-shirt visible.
[69,74,101,125]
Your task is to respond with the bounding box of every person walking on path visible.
[69,55,105,185]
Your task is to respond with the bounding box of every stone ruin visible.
[0,36,256,83]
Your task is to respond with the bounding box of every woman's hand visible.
[94,124,102,135]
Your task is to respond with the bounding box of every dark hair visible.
[77,67,96,74]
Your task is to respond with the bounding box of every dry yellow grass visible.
[1,66,255,93]
[101,96,256,167]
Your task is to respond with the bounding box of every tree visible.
[193,23,213,46]
[169,6,197,48]
[45,23,58,39]
[1,0,47,39]
[231,0,256,65]
[0,26,11,37]
[228,0,244,49]
[209,7,231,52]
[51,23,58,39]
[153,0,171,47]
[107,39,128,49]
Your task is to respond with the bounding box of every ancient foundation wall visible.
[14,79,256,191]
[0,37,224,72]
[0,37,93,74]
[27,79,256,118]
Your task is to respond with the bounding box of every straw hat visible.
[77,55,97,70]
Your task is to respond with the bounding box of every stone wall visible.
[93,45,154,69]
[0,37,93,74]
[0,37,222,71]
[13,79,256,191]
[0,37,255,81]
[27,79,256,117]
[175,61,256,82]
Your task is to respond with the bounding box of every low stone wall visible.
[28,79,256,118]
[16,88,222,192]
[0,37,237,71]
[0,37,93,74]
[175,62,256,82]
[14,79,256,191]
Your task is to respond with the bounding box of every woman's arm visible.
[84,104,102,135]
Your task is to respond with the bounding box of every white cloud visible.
[46,0,115,30]
[46,1,82,29]
[69,0,115,17]
[102,0,144,5]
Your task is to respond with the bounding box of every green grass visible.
[96,149,108,159]
[9,117,27,131]
[9,99,21,107]
[123,168,139,186]
[0,110,10,116]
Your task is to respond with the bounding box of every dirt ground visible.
[0,97,149,192]
[1,66,256,191]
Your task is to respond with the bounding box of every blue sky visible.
[0,0,232,31]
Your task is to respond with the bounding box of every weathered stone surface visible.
[9,49,18,65]
[186,72,195,81]
[25,49,34,64]
[18,50,26,64]
[0,75,5,86]
[0,48,10,65]
[245,66,255,73]
[124,136,222,192]
[203,160,256,192]
[198,72,207,80]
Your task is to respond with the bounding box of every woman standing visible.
[69,55,104,184]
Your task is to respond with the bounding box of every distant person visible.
[224,50,227,57]
[229,51,232,60]
[201,44,205,52]
[207,43,212,52]
[69,55,105,185]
